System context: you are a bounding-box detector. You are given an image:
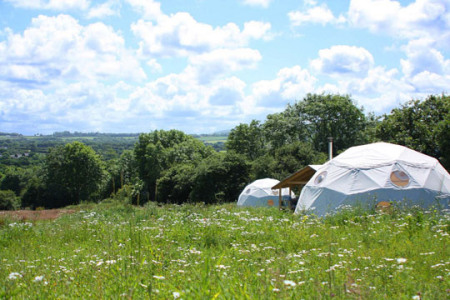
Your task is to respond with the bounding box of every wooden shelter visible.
[272,165,322,209]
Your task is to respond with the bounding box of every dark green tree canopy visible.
[134,129,214,201]
[226,120,264,160]
[45,141,104,206]
[376,94,449,168]
[287,93,368,153]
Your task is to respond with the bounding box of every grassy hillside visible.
[1,203,448,299]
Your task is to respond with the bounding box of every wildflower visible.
[284,280,296,287]
[8,272,22,280]
[153,275,165,280]
[412,296,420,300]
[33,275,44,282]
[216,265,229,270]
[173,291,180,299]
[397,258,407,264]
[272,288,280,292]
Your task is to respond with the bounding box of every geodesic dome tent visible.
[294,142,450,216]
[238,178,294,207]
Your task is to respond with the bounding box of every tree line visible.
[0,93,448,210]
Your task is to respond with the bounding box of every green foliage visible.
[0,190,20,210]
[102,150,139,199]
[226,120,265,160]
[44,142,105,207]
[20,175,46,209]
[190,152,250,204]
[134,130,214,202]
[0,168,22,196]
[376,94,449,168]
[270,141,327,180]
[287,93,368,153]
[156,164,195,204]
[263,109,308,149]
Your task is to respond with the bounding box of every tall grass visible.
[1,202,449,299]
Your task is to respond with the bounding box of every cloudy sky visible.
[0,0,449,135]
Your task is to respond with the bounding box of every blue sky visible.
[0,0,448,135]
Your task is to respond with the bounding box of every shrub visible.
[0,190,20,210]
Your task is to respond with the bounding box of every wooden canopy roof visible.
[272,165,322,190]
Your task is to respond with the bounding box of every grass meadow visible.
[1,202,449,299]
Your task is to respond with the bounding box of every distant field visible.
[197,135,227,144]
[1,202,448,299]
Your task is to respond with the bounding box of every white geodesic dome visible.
[237,178,293,207]
[294,142,450,216]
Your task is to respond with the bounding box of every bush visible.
[0,190,20,210]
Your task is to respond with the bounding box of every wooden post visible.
[278,188,282,209]
[289,187,292,210]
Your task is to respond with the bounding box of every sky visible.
[0,0,449,135]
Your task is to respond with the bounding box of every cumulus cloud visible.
[126,66,249,128]
[87,0,120,19]
[0,14,145,85]
[289,4,345,26]
[250,66,317,109]
[189,48,262,84]
[126,0,163,20]
[399,38,450,92]
[310,45,374,77]
[132,14,271,58]
[401,38,447,78]
[348,0,450,43]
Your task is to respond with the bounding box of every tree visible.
[226,120,265,160]
[262,109,308,151]
[270,141,327,180]
[0,167,22,196]
[190,152,250,204]
[0,190,20,210]
[376,94,449,169]
[45,141,105,206]
[156,164,195,204]
[134,130,214,202]
[288,93,368,153]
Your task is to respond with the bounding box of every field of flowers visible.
[1,202,449,299]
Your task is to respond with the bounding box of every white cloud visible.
[241,0,272,8]
[189,48,262,83]
[132,13,271,57]
[126,0,163,20]
[399,38,450,92]
[400,38,447,78]
[250,66,317,109]
[348,0,450,43]
[289,4,345,26]
[87,0,120,19]
[0,14,145,85]
[5,0,90,10]
[126,67,249,126]
[310,45,374,77]
[147,59,162,73]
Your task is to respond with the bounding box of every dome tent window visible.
[390,170,410,187]
[314,171,328,185]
